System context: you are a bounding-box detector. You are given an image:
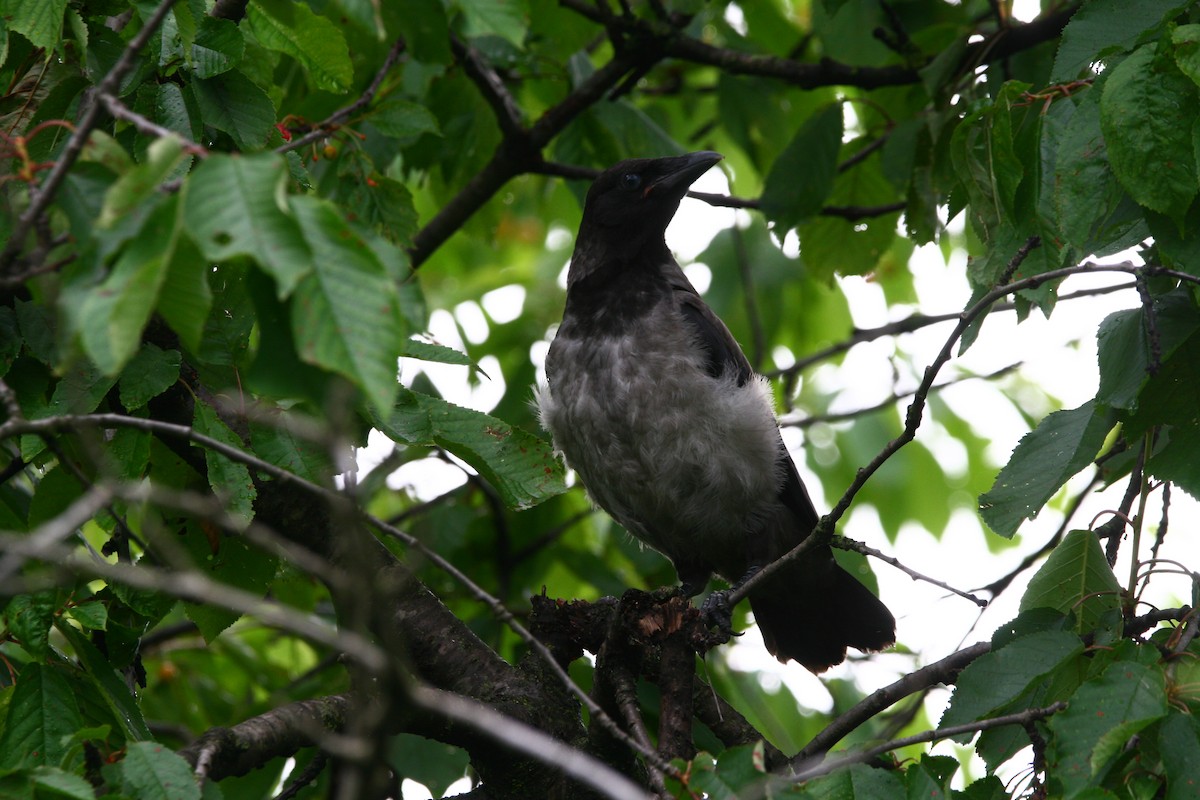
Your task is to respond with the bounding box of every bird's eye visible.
[622,173,642,190]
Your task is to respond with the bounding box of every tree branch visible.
[0,0,180,274]
[790,641,990,767]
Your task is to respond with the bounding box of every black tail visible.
[748,550,895,673]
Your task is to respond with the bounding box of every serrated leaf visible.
[289,196,405,413]
[979,400,1113,538]
[1021,530,1122,634]
[98,135,185,229]
[64,601,107,631]
[941,630,1083,734]
[1053,86,1128,253]
[371,99,442,140]
[109,741,201,800]
[0,664,84,769]
[249,419,334,487]
[1158,713,1200,800]
[1048,661,1166,796]
[1096,308,1147,411]
[191,70,276,151]
[459,0,528,47]
[401,338,472,367]
[156,233,212,353]
[193,400,257,522]
[181,531,279,643]
[3,590,58,662]
[1051,0,1187,83]
[246,0,352,92]
[55,621,153,742]
[5,0,67,51]
[375,389,566,510]
[29,766,97,800]
[183,153,313,296]
[79,197,176,376]
[761,104,843,231]
[118,344,181,410]
[191,16,243,78]
[1100,44,1199,227]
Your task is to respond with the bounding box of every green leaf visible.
[183,153,313,296]
[1100,44,1199,228]
[1147,422,1200,500]
[337,173,419,247]
[1096,308,1148,411]
[193,400,257,522]
[249,419,334,487]
[1159,713,1200,800]
[289,196,405,413]
[1048,661,1167,797]
[98,135,185,229]
[78,197,176,376]
[118,344,181,410]
[386,0,451,62]
[761,104,844,231]
[191,16,244,78]
[3,590,58,662]
[979,400,1113,538]
[1097,292,1200,411]
[28,766,97,800]
[181,530,279,643]
[805,762,905,799]
[940,630,1083,733]
[1051,0,1187,83]
[55,621,153,742]
[1053,86,1128,254]
[1021,530,1122,634]
[459,0,528,47]
[0,663,85,769]
[191,70,277,151]
[386,734,471,798]
[64,601,107,631]
[5,0,67,51]
[375,389,567,510]
[156,233,212,353]
[401,338,473,367]
[371,99,442,140]
[108,741,201,800]
[246,0,353,92]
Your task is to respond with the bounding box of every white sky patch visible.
[482,284,526,323]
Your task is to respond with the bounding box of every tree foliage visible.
[1,0,1199,798]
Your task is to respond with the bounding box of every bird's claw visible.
[699,589,739,646]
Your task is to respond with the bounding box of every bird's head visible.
[570,151,723,276]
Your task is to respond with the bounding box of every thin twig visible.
[277,38,408,156]
[730,260,1200,608]
[792,701,1068,782]
[99,93,208,156]
[791,641,990,767]
[833,538,986,607]
[0,0,180,273]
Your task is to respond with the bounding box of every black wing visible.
[670,272,820,533]
[671,279,752,386]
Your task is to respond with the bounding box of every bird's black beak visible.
[648,151,723,198]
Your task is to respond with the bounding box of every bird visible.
[537,151,895,672]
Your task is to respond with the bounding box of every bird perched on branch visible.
[538,151,895,672]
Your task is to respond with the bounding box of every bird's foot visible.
[698,566,762,647]
[699,589,737,646]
